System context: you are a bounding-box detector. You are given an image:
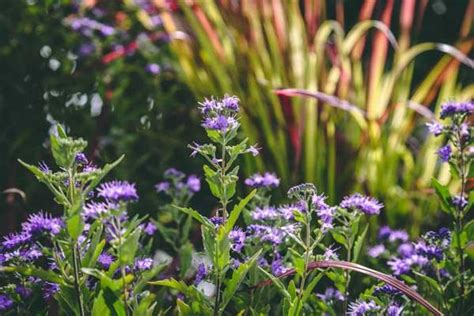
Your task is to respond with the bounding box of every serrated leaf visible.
[203,164,221,199]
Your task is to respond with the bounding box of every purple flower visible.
[135,258,153,271]
[316,287,344,302]
[38,161,51,173]
[397,243,414,257]
[155,181,170,193]
[452,195,468,209]
[229,228,246,252]
[378,226,392,239]
[340,193,383,215]
[271,254,286,275]
[78,42,95,56]
[437,145,452,162]
[186,175,201,192]
[43,282,59,299]
[426,121,443,136]
[15,285,32,299]
[413,241,443,260]
[97,253,114,270]
[194,263,207,285]
[316,206,336,232]
[347,300,380,316]
[22,212,63,236]
[2,232,31,249]
[374,284,401,296]
[323,245,339,260]
[142,222,157,235]
[83,202,110,219]
[202,115,238,132]
[83,163,98,173]
[244,172,280,189]
[246,145,261,156]
[367,244,386,258]
[145,63,161,75]
[0,295,13,312]
[209,216,224,226]
[251,206,279,221]
[440,101,474,119]
[387,303,403,316]
[75,152,88,165]
[221,95,239,111]
[388,230,409,243]
[98,181,138,203]
[247,224,288,245]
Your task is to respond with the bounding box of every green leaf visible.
[353,224,368,262]
[331,231,347,247]
[220,250,261,312]
[119,228,141,265]
[464,219,474,240]
[432,178,453,213]
[258,267,291,301]
[82,222,105,267]
[206,129,222,143]
[67,212,84,241]
[175,206,214,229]
[203,164,221,199]
[202,226,216,264]
[176,299,192,315]
[288,280,297,300]
[0,266,63,284]
[224,189,256,235]
[301,273,323,303]
[179,242,194,278]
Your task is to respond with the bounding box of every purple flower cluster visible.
[437,145,452,162]
[68,17,115,37]
[155,168,201,197]
[98,181,139,203]
[83,202,110,219]
[440,101,474,119]
[134,258,153,271]
[75,152,88,165]
[386,228,450,276]
[199,95,240,133]
[378,226,409,243]
[374,284,401,296]
[316,287,344,302]
[194,263,208,285]
[347,300,380,315]
[340,193,383,215]
[98,253,114,270]
[244,172,280,189]
[229,228,246,252]
[0,294,13,312]
[426,121,443,136]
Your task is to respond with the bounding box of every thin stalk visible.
[72,243,85,316]
[116,216,131,316]
[454,123,467,312]
[295,200,312,313]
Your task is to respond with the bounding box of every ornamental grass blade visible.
[256,260,443,316]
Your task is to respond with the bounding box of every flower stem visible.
[72,243,85,316]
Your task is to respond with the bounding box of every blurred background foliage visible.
[1,0,473,237]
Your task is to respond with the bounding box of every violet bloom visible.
[246,145,261,156]
[135,258,153,271]
[251,206,279,221]
[397,243,414,257]
[145,63,161,75]
[271,254,286,275]
[209,216,224,227]
[155,181,170,193]
[378,226,392,239]
[43,282,59,299]
[367,244,386,258]
[142,222,157,235]
[437,145,452,162]
[164,168,185,179]
[194,263,207,285]
[340,193,383,215]
[2,232,31,249]
[15,285,32,299]
[323,245,339,260]
[347,300,380,316]
[316,287,344,302]
[374,284,401,296]
[388,230,409,243]
[316,206,336,232]
[426,121,443,136]
[387,303,403,316]
[22,212,63,236]
[199,95,240,133]
[245,172,280,189]
[38,161,51,173]
[440,101,474,119]
[229,228,246,252]
[452,195,468,209]
[0,295,13,312]
[98,181,138,203]
[83,202,109,219]
[97,253,114,270]
[75,152,88,165]
[186,175,201,193]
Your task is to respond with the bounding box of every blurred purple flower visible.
[437,145,452,162]
[340,193,383,215]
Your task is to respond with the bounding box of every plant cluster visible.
[0,96,472,315]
